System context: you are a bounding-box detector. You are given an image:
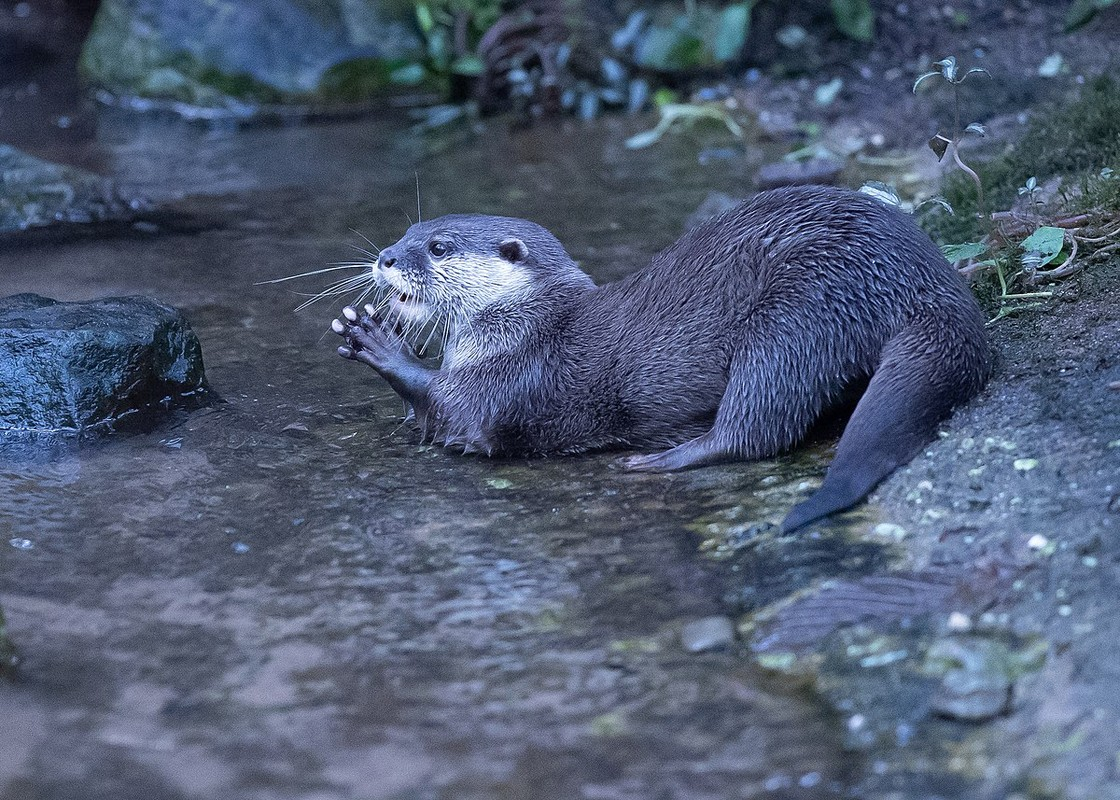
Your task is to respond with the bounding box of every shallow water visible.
[0,108,868,799]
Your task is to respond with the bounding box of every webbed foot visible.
[620,433,728,472]
[332,304,403,369]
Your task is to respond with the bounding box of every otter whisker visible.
[294,274,377,311]
[348,244,382,262]
[348,229,382,255]
[255,264,369,285]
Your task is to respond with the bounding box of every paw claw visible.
[331,318,345,334]
[342,306,359,322]
[364,303,376,317]
[338,345,355,359]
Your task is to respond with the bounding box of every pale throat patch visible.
[432,254,533,314]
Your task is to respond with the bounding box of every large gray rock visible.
[0,294,209,435]
[80,0,424,107]
[0,145,130,233]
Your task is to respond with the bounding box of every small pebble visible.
[947,611,972,632]
[1013,458,1039,472]
[799,772,822,788]
[872,522,907,540]
[232,542,250,554]
[680,616,735,653]
[1027,534,1049,550]
[8,538,33,550]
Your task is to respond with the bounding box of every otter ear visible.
[498,237,528,263]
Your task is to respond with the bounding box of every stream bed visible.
[0,108,875,799]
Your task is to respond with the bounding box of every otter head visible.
[374,214,593,331]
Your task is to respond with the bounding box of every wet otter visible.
[331,185,990,531]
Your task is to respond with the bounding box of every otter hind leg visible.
[782,313,989,533]
[624,319,832,472]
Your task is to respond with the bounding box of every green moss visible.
[922,77,1120,245]
[80,1,412,106]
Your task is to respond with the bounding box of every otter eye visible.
[428,241,448,257]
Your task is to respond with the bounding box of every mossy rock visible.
[79,0,424,107]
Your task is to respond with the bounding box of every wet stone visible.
[683,191,744,231]
[0,293,209,436]
[924,637,1041,723]
[0,145,132,233]
[81,0,423,107]
[756,158,844,190]
[681,615,736,653]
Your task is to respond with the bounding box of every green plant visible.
[830,0,874,41]
[1065,0,1119,31]
[915,69,1120,322]
[913,57,992,220]
[414,0,502,81]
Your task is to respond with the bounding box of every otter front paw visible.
[332,305,401,366]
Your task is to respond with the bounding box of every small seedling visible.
[1018,176,1042,205]
[913,56,992,221]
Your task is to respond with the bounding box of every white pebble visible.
[1027,534,1049,550]
[947,611,972,631]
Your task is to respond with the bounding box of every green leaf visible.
[960,67,991,83]
[634,3,752,71]
[814,77,844,106]
[652,87,679,107]
[416,3,434,34]
[941,241,989,262]
[389,63,426,85]
[830,0,874,41]
[934,56,958,82]
[450,55,484,77]
[1020,226,1066,266]
[913,71,941,93]
[859,181,902,207]
[1064,0,1117,31]
[624,127,665,150]
[711,3,752,63]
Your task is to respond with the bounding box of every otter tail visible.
[782,310,989,533]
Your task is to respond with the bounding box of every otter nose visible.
[378,248,398,270]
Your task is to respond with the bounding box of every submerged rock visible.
[681,615,736,653]
[80,0,424,109]
[925,636,1045,722]
[756,158,844,190]
[0,145,131,233]
[0,294,209,436]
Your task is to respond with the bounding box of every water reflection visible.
[0,108,858,798]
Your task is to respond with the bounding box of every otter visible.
[330,185,990,532]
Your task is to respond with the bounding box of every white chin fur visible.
[389,294,428,322]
